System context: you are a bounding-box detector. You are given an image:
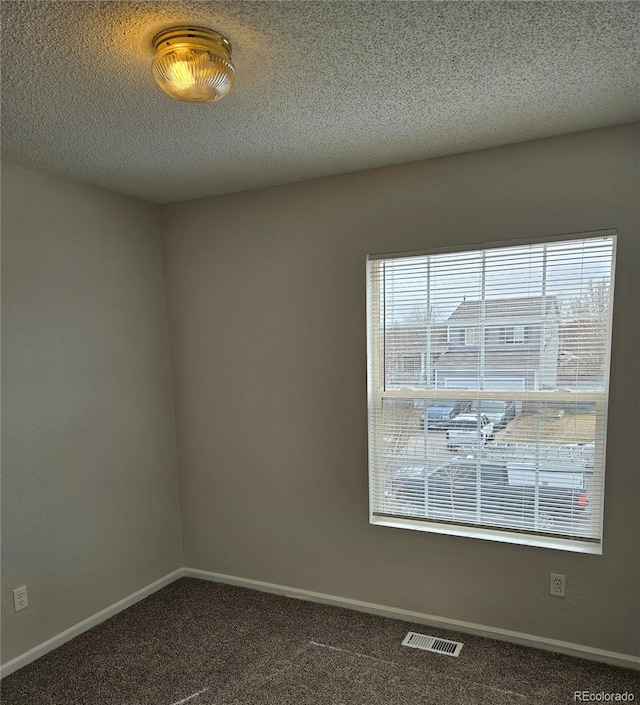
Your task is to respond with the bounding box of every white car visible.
[446,414,494,451]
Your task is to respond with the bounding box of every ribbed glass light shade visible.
[152,26,235,103]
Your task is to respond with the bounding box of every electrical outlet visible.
[13,585,28,612]
[549,573,566,597]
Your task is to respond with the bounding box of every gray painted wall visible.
[162,124,640,656]
[1,162,183,663]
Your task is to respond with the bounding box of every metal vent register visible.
[402,632,463,657]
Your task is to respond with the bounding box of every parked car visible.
[446,414,494,450]
[386,459,589,530]
[469,400,516,430]
[421,399,471,429]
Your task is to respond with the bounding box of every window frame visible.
[366,230,616,554]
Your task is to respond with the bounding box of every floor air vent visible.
[402,631,463,657]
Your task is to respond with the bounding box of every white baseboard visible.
[184,567,640,671]
[0,568,185,679]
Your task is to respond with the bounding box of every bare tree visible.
[383,401,421,461]
[406,304,440,324]
[558,280,611,382]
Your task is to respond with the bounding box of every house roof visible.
[1,2,638,203]
[447,296,559,322]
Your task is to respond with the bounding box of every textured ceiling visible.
[1,1,639,204]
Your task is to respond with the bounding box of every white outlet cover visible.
[13,586,28,612]
[549,573,566,597]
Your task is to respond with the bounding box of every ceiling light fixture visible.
[152,26,235,103]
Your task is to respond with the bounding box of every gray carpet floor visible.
[1,578,638,704]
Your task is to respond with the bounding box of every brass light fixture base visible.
[152,26,232,59]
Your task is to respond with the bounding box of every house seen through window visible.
[367,231,616,552]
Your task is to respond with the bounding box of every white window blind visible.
[366,231,616,552]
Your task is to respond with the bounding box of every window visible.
[464,327,481,345]
[366,231,616,553]
[504,324,525,344]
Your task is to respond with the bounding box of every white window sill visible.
[370,514,603,554]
